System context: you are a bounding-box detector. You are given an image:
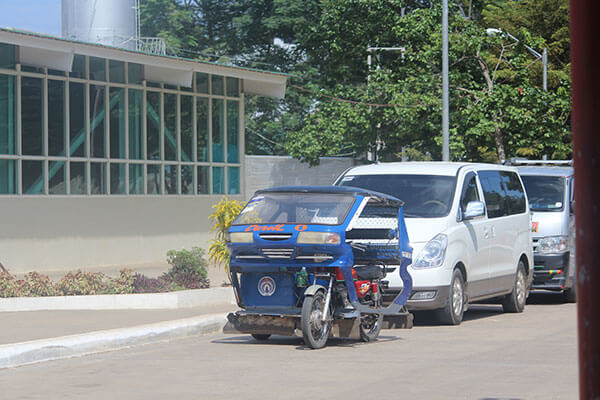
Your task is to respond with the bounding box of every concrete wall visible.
[244,155,355,199]
[0,156,354,279]
[0,196,240,281]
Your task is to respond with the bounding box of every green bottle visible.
[296,267,308,287]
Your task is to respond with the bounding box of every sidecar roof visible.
[255,186,404,207]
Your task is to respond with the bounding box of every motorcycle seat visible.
[354,265,385,280]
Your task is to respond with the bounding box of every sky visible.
[0,0,61,36]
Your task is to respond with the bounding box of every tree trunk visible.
[492,113,506,162]
[477,54,506,162]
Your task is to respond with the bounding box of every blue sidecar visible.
[223,186,413,349]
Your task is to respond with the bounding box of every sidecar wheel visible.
[301,291,331,349]
[359,313,383,342]
[251,334,271,341]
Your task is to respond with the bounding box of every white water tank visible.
[62,0,137,50]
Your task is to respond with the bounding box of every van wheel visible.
[502,261,526,313]
[437,269,465,325]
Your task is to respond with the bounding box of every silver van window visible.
[460,172,480,212]
[521,175,565,212]
[339,174,456,218]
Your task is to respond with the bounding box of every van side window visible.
[478,170,507,218]
[460,173,480,211]
[500,171,526,215]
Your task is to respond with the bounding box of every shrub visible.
[208,197,246,273]
[163,247,210,289]
[0,272,27,297]
[56,270,107,296]
[24,272,57,296]
[105,269,135,294]
[132,273,172,293]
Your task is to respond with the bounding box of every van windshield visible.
[520,175,565,211]
[338,174,456,218]
[232,193,356,225]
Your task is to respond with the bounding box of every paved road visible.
[0,293,577,400]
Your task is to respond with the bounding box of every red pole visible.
[571,1,600,398]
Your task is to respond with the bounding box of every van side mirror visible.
[463,201,485,220]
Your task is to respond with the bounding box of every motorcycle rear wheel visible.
[301,291,331,349]
[359,313,383,342]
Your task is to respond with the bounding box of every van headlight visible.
[297,232,341,245]
[229,232,254,243]
[538,236,568,254]
[413,234,448,269]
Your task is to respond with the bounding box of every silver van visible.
[515,161,575,302]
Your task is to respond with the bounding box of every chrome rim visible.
[310,296,328,340]
[452,278,464,317]
[516,269,526,306]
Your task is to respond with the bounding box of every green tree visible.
[286,1,571,163]
[139,0,571,163]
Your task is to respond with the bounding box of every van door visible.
[458,172,490,298]
[479,170,528,294]
[478,170,513,294]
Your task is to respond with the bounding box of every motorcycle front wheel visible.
[301,291,331,349]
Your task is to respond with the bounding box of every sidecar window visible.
[233,193,356,225]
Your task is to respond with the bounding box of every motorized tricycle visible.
[223,186,413,349]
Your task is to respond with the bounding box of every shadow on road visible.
[412,304,504,326]
[526,291,570,305]
[212,334,403,350]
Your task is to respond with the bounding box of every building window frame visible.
[0,51,242,197]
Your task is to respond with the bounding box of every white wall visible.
[0,196,240,278]
[0,156,355,278]
[244,155,355,199]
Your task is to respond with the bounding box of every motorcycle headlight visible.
[297,232,341,245]
[538,236,568,254]
[413,234,448,269]
[229,232,254,243]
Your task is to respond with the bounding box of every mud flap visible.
[223,313,299,336]
[224,312,364,339]
[381,313,414,329]
[330,318,361,340]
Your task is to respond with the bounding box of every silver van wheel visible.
[452,278,464,317]
[437,269,465,325]
[502,261,526,313]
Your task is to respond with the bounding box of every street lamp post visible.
[442,0,449,161]
[486,28,548,91]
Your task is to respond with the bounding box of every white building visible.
[0,27,287,278]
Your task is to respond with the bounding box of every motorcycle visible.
[223,186,413,349]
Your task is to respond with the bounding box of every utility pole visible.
[442,0,450,161]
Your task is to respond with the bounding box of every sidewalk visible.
[0,290,237,369]
[0,304,236,345]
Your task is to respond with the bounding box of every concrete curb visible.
[0,313,228,369]
[0,287,236,312]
